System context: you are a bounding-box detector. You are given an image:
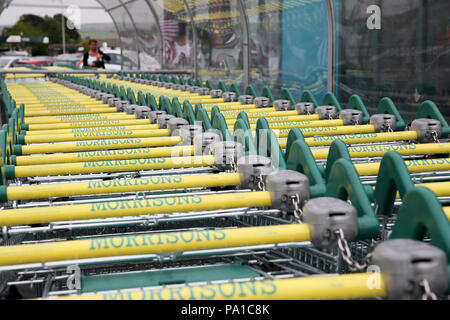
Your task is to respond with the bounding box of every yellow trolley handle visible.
[355,158,450,176]
[368,181,450,200]
[300,125,376,137]
[24,108,116,117]
[3,172,242,201]
[0,223,308,266]
[311,143,450,160]
[0,191,272,226]
[19,102,105,108]
[44,273,386,300]
[24,124,159,136]
[199,103,258,112]
[13,145,194,166]
[5,155,217,179]
[230,118,343,127]
[220,109,304,119]
[22,102,107,108]
[14,136,182,155]
[19,129,170,144]
[24,113,137,124]
[304,131,419,147]
[24,119,152,131]
[247,119,345,130]
[444,207,450,220]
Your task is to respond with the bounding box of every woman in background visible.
[83,39,110,69]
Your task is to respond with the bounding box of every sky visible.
[0,1,113,27]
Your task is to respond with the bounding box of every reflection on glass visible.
[152,0,194,70]
[165,21,192,68]
[191,0,244,86]
[126,0,162,71]
[245,0,281,95]
[110,6,139,70]
[337,0,450,121]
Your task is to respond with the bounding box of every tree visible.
[52,14,81,44]
[2,14,81,55]
[81,40,90,52]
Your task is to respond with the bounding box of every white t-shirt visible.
[87,55,98,66]
[173,42,191,65]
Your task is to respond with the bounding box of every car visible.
[16,59,56,67]
[0,56,24,69]
[28,56,54,60]
[103,49,122,70]
[101,49,121,71]
[54,53,84,68]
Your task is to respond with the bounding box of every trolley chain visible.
[431,130,439,143]
[387,124,394,133]
[419,279,438,300]
[335,229,376,272]
[229,156,237,173]
[256,175,266,191]
[290,194,304,224]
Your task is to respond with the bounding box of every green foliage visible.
[2,14,81,55]
[81,40,90,52]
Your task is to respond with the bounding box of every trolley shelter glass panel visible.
[244,0,329,100]
[189,0,244,86]
[280,0,329,101]
[244,0,282,96]
[126,0,162,71]
[336,0,450,122]
[151,0,195,71]
[109,6,139,70]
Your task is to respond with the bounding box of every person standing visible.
[83,39,111,68]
